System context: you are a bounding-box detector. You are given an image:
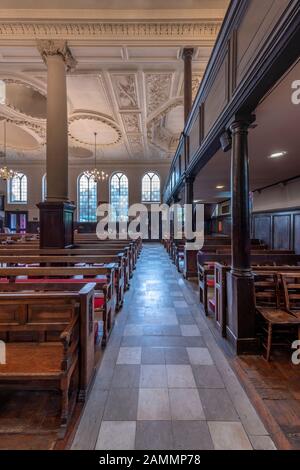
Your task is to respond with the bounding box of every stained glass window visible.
[8,172,27,203]
[78,173,97,222]
[142,172,160,202]
[110,172,128,222]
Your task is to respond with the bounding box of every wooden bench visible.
[0,266,116,347]
[0,284,98,437]
[0,253,126,311]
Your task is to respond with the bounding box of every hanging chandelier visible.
[0,119,18,181]
[83,132,109,182]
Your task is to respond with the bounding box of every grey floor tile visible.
[135,421,173,450]
[111,365,140,388]
[103,388,139,421]
[166,365,196,388]
[192,365,225,388]
[180,324,201,336]
[198,388,239,421]
[137,388,171,420]
[208,421,252,450]
[117,347,142,364]
[164,347,190,365]
[172,421,214,450]
[141,347,165,364]
[169,388,205,420]
[121,336,144,346]
[140,365,168,388]
[95,421,136,450]
[187,347,214,365]
[177,314,196,325]
[249,435,276,450]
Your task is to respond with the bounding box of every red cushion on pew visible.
[0,278,9,283]
[94,297,104,309]
[207,279,215,288]
[15,277,107,284]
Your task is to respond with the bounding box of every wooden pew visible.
[0,283,96,436]
[0,253,126,311]
[0,266,116,348]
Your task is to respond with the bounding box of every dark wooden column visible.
[184,176,194,205]
[227,116,257,354]
[182,48,194,123]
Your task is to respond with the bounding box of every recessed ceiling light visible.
[269,151,287,159]
[216,185,225,189]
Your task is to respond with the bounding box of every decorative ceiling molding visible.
[0,78,47,120]
[121,112,141,134]
[145,72,173,116]
[68,110,122,147]
[37,39,77,71]
[147,98,182,153]
[0,21,221,41]
[110,73,139,110]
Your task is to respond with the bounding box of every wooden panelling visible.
[294,214,300,254]
[204,60,227,137]
[189,112,200,159]
[236,0,290,84]
[273,215,291,249]
[253,216,271,247]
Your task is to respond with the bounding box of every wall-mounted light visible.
[216,185,225,189]
[269,151,287,159]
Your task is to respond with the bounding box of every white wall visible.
[0,162,170,221]
[253,177,300,212]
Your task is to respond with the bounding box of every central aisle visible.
[72,244,275,450]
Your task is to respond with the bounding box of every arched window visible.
[110,172,128,222]
[142,172,160,202]
[78,173,97,222]
[42,174,47,201]
[8,172,27,203]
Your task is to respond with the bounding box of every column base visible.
[37,201,76,248]
[226,271,258,355]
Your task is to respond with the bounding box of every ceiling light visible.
[216,185,225,189]
[269,151,287,159]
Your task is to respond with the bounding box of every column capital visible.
[37,39,77,72]
[181,47,195,60]
[229,113,256,133]
[185,174,195,184]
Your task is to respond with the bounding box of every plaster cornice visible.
[0,20,222,42]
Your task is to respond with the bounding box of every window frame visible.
[8,172,28,204]
[77,172,98,222]
[141,171,161,203]
[109,172,129,222]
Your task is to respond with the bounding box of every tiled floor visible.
[71,244,276,451]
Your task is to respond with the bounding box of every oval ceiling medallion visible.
[3,80,46,119]
[69,146,93,159]
[69,112,122,147]
[0,120,40,151]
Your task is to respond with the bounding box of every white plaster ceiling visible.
[0,2,229,163]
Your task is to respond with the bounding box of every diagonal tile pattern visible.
[72,244,276,450]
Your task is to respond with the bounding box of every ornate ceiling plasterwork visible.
[111,73,139,110]
[68,110,122,147]
[0,21,221,41]
[147,98,183,154]
[121,113,141,134]
[145,72,173,116]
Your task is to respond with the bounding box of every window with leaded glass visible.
[110,172,128,222]
[142,172,160,202]
[78,173,97,222]
[8,172,27,203]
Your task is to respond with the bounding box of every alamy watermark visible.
[292,340,300,365]
[0,340,6,365]
[95,203,204,250]
[291,80,300,105]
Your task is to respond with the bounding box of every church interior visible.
[0,0,300,453]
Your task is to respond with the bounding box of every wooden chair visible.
[254,272,300,361]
